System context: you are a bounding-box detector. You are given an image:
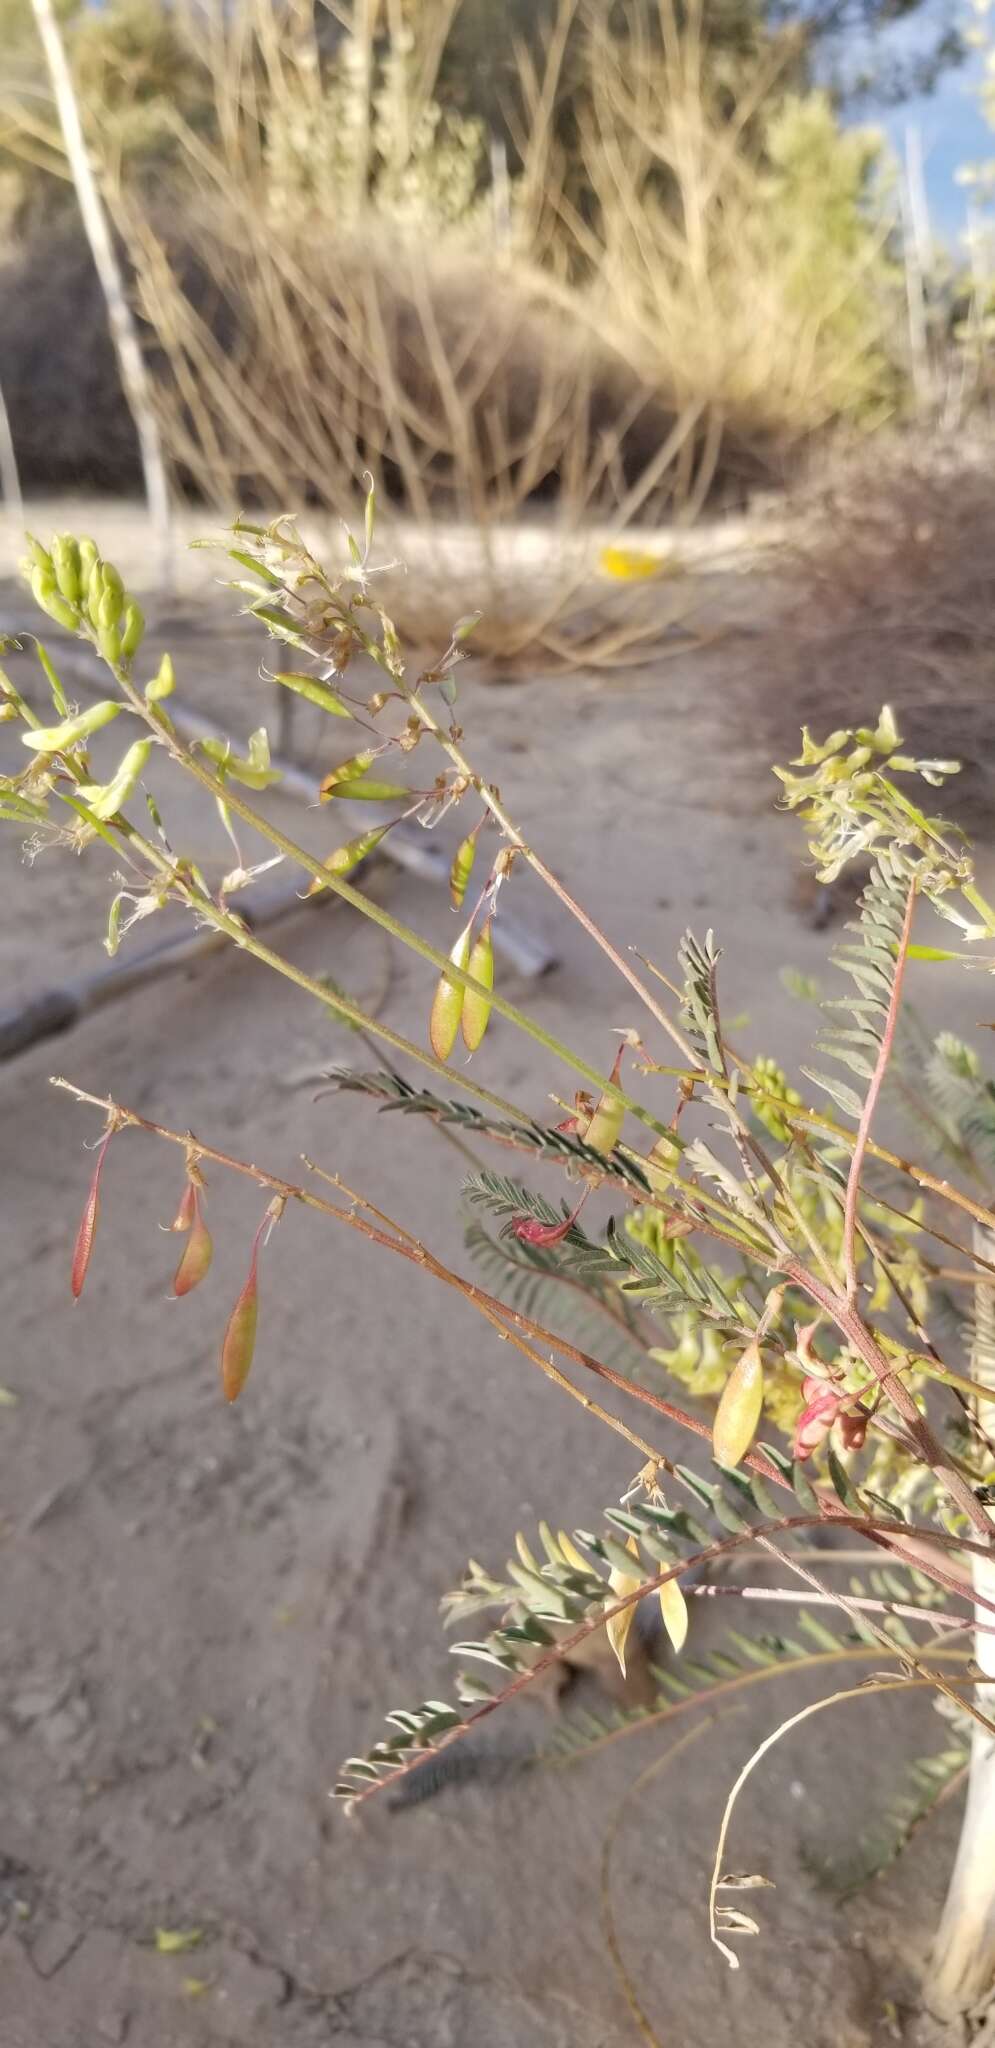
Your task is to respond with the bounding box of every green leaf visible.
[801,1068,864,1120]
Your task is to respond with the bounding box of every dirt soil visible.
[0,502,990,2048]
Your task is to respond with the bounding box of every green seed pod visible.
[319,749,376,797]
[449,830,477,910]
[79,738,152,819]
[461,919,494,1053]
[78,537,99,580]
[583,1087,624,1157]
[52,535,81,605]
[146,653,175,703]
[30,567,78,633]
[21,699,123,752]
[583,1043,626,1158]
[429,922,471,1061]
[712,1340,764,1470]
[120,600,145,659]
[307,824,390,892]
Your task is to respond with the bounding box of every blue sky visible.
[876,56,990,244]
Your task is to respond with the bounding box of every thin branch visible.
[843,879,917,1305]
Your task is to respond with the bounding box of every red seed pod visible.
[173,1189,214,1297]
[837,1404,869,1454]
[170,1180,197,1233]
[71,1127,114,1300]
[510,1195,587,1249]
[219,1202,281,1403]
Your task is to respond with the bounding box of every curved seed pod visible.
[146,653,175,703]
[712,1340,764,1469]
[22,700,122,752]
[120,601,145,659]
[80,739,152,820]
[449,830,477,910]
[429,922,471,1061]
[52,536,81,605]
[606,1534,642,1679]
[30,568,78,632]
[658,1573,689,1654]
[71,1127,114,1299]
[583,1044,626,1157]
[461,920,493,1053]
[306,824,390,893]
[220,1231,262,1403]
[170,1180,197,1232]
[174,1199,213,1297]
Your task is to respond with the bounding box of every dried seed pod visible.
[712,1340,764,1469]
[429,923,471,1061]
[461,920,494,1053]
[606,1535,642,1679]
[449,830,478,910]
[658,1574,689,1654]
[71,1127,114,1299]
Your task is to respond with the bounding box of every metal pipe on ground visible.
[0,628,556,982]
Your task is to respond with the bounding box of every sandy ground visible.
[0,501,988,2047]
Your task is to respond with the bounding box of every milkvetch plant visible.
[4,503,995,2024]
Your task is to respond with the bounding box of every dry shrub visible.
[105,0,787,663]
[755,436,995,833]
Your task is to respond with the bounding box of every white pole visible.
[30,0,173,589]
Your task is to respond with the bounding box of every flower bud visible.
[30,567,78,633]
[120,601,145,659]
[52,535,81,605]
